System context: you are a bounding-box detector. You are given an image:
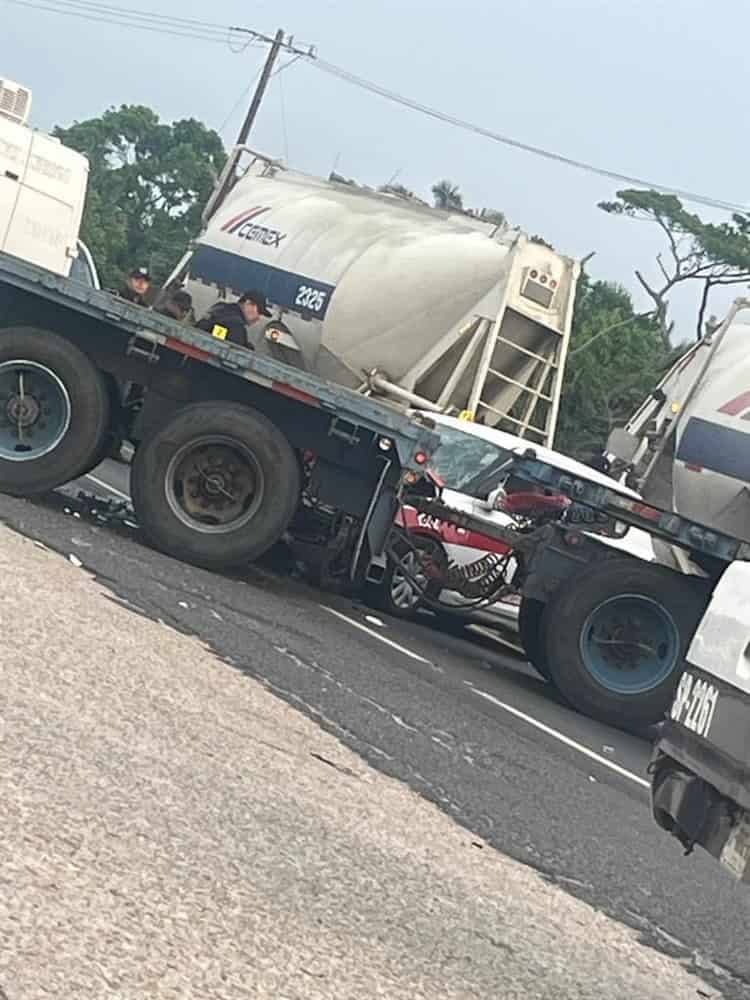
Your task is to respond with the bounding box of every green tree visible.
[599,189,750,342]
[54,105,226,289]
[431,179,463,211]
[555,275,677,458]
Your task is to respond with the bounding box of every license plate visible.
[720,811,750,881]
[670,670,720,740]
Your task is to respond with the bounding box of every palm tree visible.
[431,180,463,211]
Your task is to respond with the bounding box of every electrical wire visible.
[3,0,264,46]
[218,64,265,136]
[17,0,241,33]
[304,57,749,216]
[7,0,746,214]
[218,54,302,138]
[271,54,304,78]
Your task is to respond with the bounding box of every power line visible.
[271,54,305,78]
[7,0,746,215]
[26,0,242,33]
[3,0,264,45]
[304,57,748,216]
[4,0,311,51]
[219,63,266,135]
[213,54,304,139]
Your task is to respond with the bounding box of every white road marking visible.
[84,474,130,503]
[467,684,650,789]
[321,606,433,665]
[80,472,647,793]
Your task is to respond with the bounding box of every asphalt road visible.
[2,459,749,998]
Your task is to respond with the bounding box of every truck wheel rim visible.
[165,435,265,535]
[0,361,71,462]
[579,593,680,695]
[390,550,426,609]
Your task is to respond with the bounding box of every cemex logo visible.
[220,206,286,248]
[718,391,750,420]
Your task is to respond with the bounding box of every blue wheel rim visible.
[578,593,680,695]
[0,361,71,461]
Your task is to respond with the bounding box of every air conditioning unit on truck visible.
[167,148,580,447]
[0,79,98,287]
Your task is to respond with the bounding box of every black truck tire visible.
[518,597,551,680]
[130,401,301,570]
[542,557,709,727]
[73,375,125,479]
[0,326,110,496]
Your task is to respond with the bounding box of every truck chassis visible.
[0,253,439,581]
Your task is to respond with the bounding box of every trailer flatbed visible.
[0,251,440,577]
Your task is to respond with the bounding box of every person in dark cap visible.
[118,266,153,306]
[156,288,193,324]
[196,289,272,348]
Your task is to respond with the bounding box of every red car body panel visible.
[395,505,512,555]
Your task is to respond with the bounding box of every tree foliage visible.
[431,179,464,211]
[54,105,226,289]
[555,274,678,458]
[599,189,750,342]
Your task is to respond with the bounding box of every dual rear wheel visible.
[0,327,300,569]
[518,558,709,726]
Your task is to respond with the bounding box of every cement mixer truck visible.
[603,300,750,884]
[0,100,583,587]
[0,82,449,578]
[165,148,580,447]
[396,300,750,731]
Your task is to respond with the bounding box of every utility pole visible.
[206,28,286,222]
[235,28,285,146]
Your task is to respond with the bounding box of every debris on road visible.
[67,490,137,527]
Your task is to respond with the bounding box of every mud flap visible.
[349,471,398,586]
[651,758,721,852]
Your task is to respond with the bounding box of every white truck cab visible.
[652,558,750,884]
[0,77,91,279]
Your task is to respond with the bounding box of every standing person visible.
[196,290,271,349]
[118,266,152,306]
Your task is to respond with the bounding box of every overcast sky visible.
[4,0,748,339]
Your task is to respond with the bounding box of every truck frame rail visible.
[0,253,439,465]
[409,450,750,569]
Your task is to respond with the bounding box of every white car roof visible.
[426,412,641,499]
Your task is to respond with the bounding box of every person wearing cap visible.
[196,289,272,348]
[156,288,193,325]
[119,266,153,307]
